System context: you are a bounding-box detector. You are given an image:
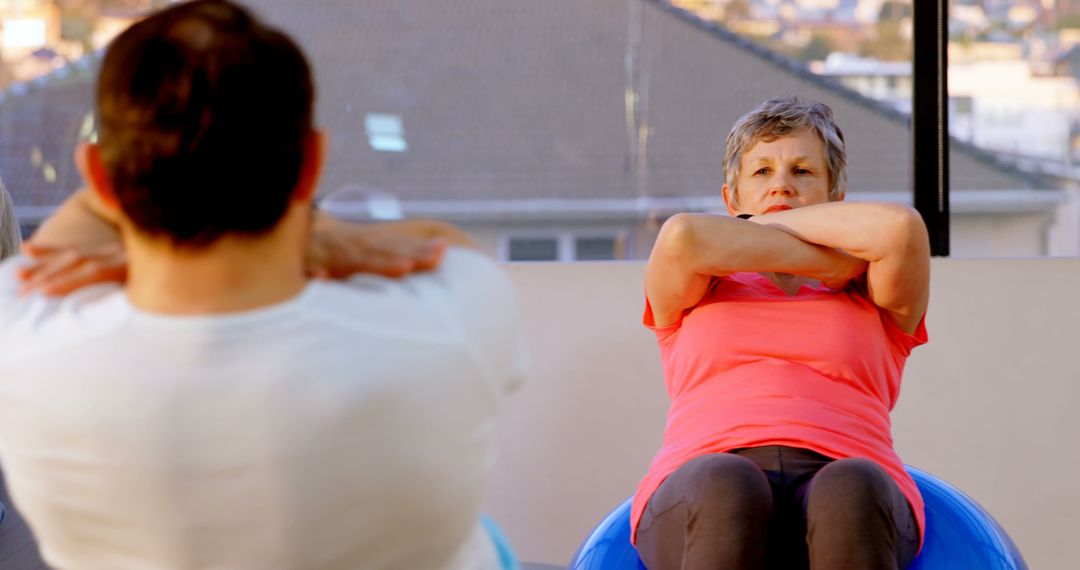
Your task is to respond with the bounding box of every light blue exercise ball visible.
[569,465,1026,569]
[481,514,521,570]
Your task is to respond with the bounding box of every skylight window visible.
[364,113,408,152]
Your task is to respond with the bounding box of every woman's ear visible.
[74,143,121,211]
[722,184,739,216]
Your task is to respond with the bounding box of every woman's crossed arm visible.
[645,202,929,332]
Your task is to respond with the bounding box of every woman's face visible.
[723,129,840,216]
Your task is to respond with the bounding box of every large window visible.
[1,0,1076,259]
[502,232,626,262]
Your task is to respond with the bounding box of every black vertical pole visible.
[912,0,950,256]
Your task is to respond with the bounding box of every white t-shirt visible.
[0,248,526,570]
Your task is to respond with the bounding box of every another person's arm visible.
[305,215,475,279]
[29,188,120,249]
[16,188,126,293]
[747,202,930,333]
[645,212,867,327]
[20,188,476,294]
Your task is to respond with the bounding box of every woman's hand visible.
[750,202,930,332]
[820,250,869,290]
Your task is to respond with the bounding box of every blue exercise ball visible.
[569,466,1026,569]
[905,465,1026,570]
[569,496,645,570]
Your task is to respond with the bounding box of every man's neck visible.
[123,231,308,316]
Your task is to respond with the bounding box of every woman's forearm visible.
[656,212,864,282]
[645,212,867,325]
[748,202,926,263]
[748,201,931,332]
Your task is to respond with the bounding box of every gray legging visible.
[0,176,21,259]
[635,446,919,570]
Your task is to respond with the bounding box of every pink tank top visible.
[632,272,928,547]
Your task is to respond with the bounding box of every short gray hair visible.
[0,175,21,259]
[723,96,847,205]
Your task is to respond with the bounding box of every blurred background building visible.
[0,0,1077,259]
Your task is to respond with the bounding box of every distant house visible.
[0,0,1071,258]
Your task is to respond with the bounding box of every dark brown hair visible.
[96,0,314,246]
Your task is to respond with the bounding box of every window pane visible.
[508,238,558,262]
[575,237,616,261]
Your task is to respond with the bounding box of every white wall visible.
[951,213,1051,257]
[483,258,1080,569]
[1049,187,1080,257]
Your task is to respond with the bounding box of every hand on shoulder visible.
[17,241,127,296]
[306,216,477,280]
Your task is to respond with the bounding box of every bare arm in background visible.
[20,188,477,295]
[646,202,929,333]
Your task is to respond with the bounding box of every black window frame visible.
[912,0,950,256]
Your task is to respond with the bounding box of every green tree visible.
[859,19,910,61]
[878,0,912,21]
[802,32,834,61]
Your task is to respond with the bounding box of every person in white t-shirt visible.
[0,1,525,569]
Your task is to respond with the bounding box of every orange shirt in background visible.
[632,272,928,547]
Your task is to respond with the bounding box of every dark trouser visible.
[635,446,919,570]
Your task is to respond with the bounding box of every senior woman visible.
[634,96,930,570]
